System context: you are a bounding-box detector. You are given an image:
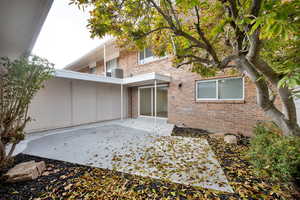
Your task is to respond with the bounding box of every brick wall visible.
[119,50,273,136]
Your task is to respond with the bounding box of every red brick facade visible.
[117,50,271,136]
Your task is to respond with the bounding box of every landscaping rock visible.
[4,160,46,183]
[224,135,237,144]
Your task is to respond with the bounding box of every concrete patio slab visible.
[22,118,233,193]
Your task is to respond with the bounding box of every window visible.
[196,77,244,100]
[106,58,118,73]
[139,48,155,64]
[89,67,96,74]
[138,48,167,64]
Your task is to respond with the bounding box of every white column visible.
[104,44,107,76]
[121,84,123,120]
[154,80,157,125]
[151,88,153,116]
[138,88,140,117]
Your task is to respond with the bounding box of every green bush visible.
[248,122,300,182]
[0,56,54,169]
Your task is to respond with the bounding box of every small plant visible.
[248,122,300,183]
[0,56,54,169]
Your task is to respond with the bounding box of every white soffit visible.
[0,0,53,59]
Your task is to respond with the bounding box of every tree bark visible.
[237,56,300,136]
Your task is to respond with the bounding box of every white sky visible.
[32,0,103,69]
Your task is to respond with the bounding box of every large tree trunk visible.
[237,56,300,136]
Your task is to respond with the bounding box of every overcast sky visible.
[32,0,103,69]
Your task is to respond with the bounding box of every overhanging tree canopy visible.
[71,0,300,136]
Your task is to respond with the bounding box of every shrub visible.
[248,122,300,183]
[0,56,53,169]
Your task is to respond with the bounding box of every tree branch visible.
[247,29,261,61]
[218,54,240,69]
[246,0,263,60]
[252,59,280,85]
[177,54,213,65]
[193,6,220,63]
[176,60,197,68]
[250,0,262,17]
[238,56,297,136]
[165,0,181,29]
[147,0,176,28]
[139,27,172,38]
[225,0,245,52]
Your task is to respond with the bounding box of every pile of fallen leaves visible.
[206,135,299,199]
[110,135,230,191]
[40,167,239,200]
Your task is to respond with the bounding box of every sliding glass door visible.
[139,87,153,116]
[139,85,168,118]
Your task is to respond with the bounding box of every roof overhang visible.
[65,38,116,71]
[123,73,171,86]
[55,69,123,85]
[54,70,171,86]
[0,0,53,59]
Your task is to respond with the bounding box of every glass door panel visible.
[156,86,168,117]
[139,86,168,118]
[139,88,152,116]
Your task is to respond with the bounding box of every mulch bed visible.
[172,125,211,137]
[0,129,299,199]
[0,154,89,200]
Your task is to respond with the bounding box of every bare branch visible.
[147,0,176,28]
[165,0,181,29]
[139,27,172,38]
[175,30,208,49]
[193,6,220,63]
[176,60,197,68]
[246,0,263,60]
[225,0,245,52]
[177,54,213,64]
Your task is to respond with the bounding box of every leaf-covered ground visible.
[1,134,299,199]
[110,136,232,192]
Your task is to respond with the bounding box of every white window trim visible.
[196,77,245,101]
[138,49,167,65]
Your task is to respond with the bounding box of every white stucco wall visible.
[26,77,128,132]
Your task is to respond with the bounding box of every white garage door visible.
[26,77,128,132]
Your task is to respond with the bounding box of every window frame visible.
[195,77,244,101]
[138,48,167,65]
[89,67,96,74]
[106,58,118,73]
